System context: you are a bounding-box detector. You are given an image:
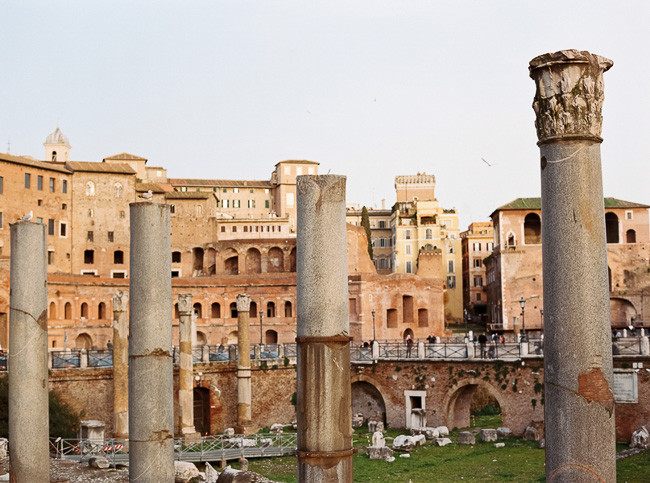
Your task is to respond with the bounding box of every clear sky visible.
[2,1,649,228]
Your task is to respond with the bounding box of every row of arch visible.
[507,212,637,246]
[186,246,297,275]
[49,301,107,320]
[176,300,293,319]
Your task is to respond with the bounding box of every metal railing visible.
[425,343,468,359]
[87,350,113,368]
[350,346,373,362]
[50,433,297,465]
[612,337,642,355]
[52,351,81,369]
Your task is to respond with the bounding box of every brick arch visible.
[221,247,240,275]
[443,378,508,431]
[351,377,387,424]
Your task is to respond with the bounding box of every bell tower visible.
[44,125,71,162]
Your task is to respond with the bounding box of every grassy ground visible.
[232,420,649,482]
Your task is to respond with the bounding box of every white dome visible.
[45,125,70,146]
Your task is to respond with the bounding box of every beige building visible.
[461,222,494,321]
[346,203,392,274]
[391,174,463,323]
[485,197,650,333]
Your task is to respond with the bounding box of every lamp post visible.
[259,310,264,346]
[371,310,376,343]
[463,309,468,341]
[519,297,526,341]
[540,309,544,335]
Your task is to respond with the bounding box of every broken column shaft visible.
[112,291,129,439]
[236,294,252,434]
[296,175,352,482]
[178,294,197,437]
[128,203,174,481]
[9,222,49,482]
[530,50,615,482]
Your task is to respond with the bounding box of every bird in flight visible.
[482,157,497,167]
[19,210,33,221]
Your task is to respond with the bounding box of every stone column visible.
[178,294,197,437]
[296,175,352,481]
[8,221,49,482]
[128,203,174,481]
[236,294,252,434]
[530,50,615,482]
[112,291,129,439]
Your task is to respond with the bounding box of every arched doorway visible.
[205,248,217,275]
[223,248,239,275]
[403,328,414,340]
[193,387,211,435]
[75,333,93,350]
[193,247,204,274]
[289,247,297,272]
[351,380,386,424]
[445,381,505,430]
[265,330,278,344]
[227,331,238,344]
[605,212,619,243]
[196,331,207,345]
[246,248,262,274]
[267,247,284,273]
[610,298,637,326]
[193,302,202,319]
[49,301,57,319]
[523,213,541,244]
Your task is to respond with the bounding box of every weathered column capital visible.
[529,49,613,145]
[178,293,193,316]
[237,294,251,312]
[112,291,128,312]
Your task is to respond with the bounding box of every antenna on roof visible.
[7,141,10,154]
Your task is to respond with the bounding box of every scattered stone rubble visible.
[496,427,512,439]
[480,429,497,442]
[523,426,540,441]
[458,431,476,445]
[630,426,649,449]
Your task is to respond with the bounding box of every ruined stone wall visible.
[45,357,649,442]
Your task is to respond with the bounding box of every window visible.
[286,193,294,208]
[425,229,432,239]
[476,293,482,301]
[49,178,55,192]
[172,251,181,263]
[265,200,270,209]
[405,244,411,255]
[37,217,43,224]
[48,250,54,265]
[223,200,230,208]
[243,226,248,232]
[487,242,494,251]
[406,261,412,273]
[234,188,239,193]
[48,219,55,235]
[196,205,202,216]
[38,199,42,206]
[232,226,237,232]
[448,245,455,254]
[248,200,255,208]
[372,238,377,248]
[114,250,124,264]
[37,175,43,190]
[108,231,114,242]
[85,181,95,196]
[447,275,456,289]
[625,211,633,220]
[524,213,541,244]
[112,271,126,279]
[0,212,3,229]
[379,238,386,248]
[62,180,67,193]
[626,229,636,243]
[233,200,241,208]
[296,167,302,175]
[25,173,31,188]
[171,270,180,278]
[220,226,226,232]
[473,259,482,268]
[473,276,483,287]
[473,242,481,251]
[114,183,123,198]
[84,250,94,264]
[378,258,387,269]
[180,186,187,192]
[60,222,67,237]
[0,176,3,194]
[62,203,66,210]
[222,188,227,193]
[448,260,454,273]
[87,231,94,242]
[405,230,412,240]
[88,209,94,218]
[249,189,254,193]
[379,220,386,229]
[170,205,175,214]
[605,212,619,243]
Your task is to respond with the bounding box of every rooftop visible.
[492,197,650,216]
[45,126,70,146]
[66,161,136,174]
[169,178,272,188]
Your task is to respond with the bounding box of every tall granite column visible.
[8,221,49,482]
[112,291,129,439]
[178,294,197,437]
[530,50,615,482]
[236,294,252,434]
[296,175,352,482]
[129,203,174,481]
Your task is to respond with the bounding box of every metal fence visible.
[377,340,419,359]
[284,343,297,358]
[612,338,642,355]
[50,433,297,465]
[52,351,81,369]
[425,343,468,359]
[87,350,113,368]
[350,346,373,362]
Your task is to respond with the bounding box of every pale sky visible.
[2,1,649,228]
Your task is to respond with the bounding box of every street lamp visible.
[463,309,468,341]
[519,297,527,341]
[259,310,264,346]
[540,309,544,334]
[371,310,376,343]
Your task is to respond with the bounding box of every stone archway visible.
[443,378,507,430]
[351,379,387,424]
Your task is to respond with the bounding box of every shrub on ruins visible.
[361,206,374,260]
[0,376,83,438]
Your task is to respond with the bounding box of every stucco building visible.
[461,222,494,321]
[485,197,650,333]
[346,202,392,274]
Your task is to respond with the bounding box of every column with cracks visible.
[296,175,352,482]
[112,291,129,439]
[9,221,49,482]
[128,202,174,481]
[530,49,616,482]
[178,293,197,437]
[236,293,252,434]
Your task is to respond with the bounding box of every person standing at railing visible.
[478,333,488,358]
[405,335,413,357]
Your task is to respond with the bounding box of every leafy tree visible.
[361,206,373,260]
[0,375,84,438]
